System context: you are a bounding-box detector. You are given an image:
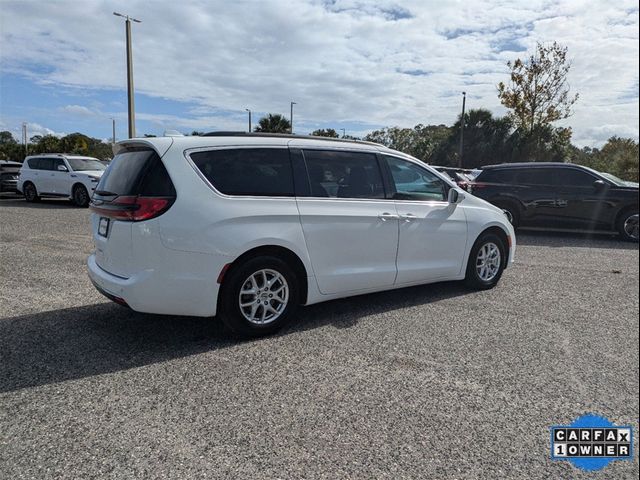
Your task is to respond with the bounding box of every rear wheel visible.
[72,184,90,207]
[617,210,639,242]
[23,182,40,202]
[464,232,506,290]
[218,256,299,337]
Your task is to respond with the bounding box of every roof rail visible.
[200,131,382,147]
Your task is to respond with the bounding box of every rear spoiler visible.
[112,137,174,158]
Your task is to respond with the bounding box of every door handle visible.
[400,213,417,222]
[377,212,399,221]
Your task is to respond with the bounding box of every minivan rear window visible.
[96,148,174,196]
[190,148,294,197]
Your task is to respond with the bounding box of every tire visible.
[72,184,90,207]
[23,182,40,202]
[464,232,507,290]
[494,201,520,228]
[617,209,639,242]
[218,255,300,338]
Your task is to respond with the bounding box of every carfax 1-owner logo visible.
[551,414,634,471]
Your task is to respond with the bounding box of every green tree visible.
[573,137,639,181]
[255,114,291,133]
[311,128,339,138]
[364,124,451,161]
[0,131,17,145]
[498,41,579,133]
[430,109,514,167]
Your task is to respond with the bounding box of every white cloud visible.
[0,0,638,146]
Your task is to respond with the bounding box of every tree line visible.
[1,42,637,181]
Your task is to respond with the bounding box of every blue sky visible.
[1,0,638,146]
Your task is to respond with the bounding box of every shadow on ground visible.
[0,281,468,393]
[0,197,80,209]
[516,229,638,250]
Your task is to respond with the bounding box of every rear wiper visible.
[94,190,118,196]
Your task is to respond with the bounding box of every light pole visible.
[245,109,252,133]
[341,128,346,138]
[290,101,296,134]
[458,91,466,168]
[113,12,141,139]
[22,122,28,156]
[111,118,116,145]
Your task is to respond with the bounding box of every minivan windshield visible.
[67,157,106,172]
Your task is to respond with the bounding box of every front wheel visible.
[72,184,90,207]
[464,232,507,290]
[218,256,300,337]
[617,210,639,242]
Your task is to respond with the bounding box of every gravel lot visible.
[1,195,638,479]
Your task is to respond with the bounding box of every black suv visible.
[467,162,639,241]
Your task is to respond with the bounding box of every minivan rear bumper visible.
[87,253,220,317]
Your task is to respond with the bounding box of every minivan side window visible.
[554,168,597,187]
[384,156,446,201]
[301,149,385,199]
[190,148,294,197]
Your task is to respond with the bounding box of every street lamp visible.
[458,91,466,168]
[245,109,252,133]
[290,101,296,134]
[341,128,346,138]
[113,12,141,139]
[111,118,116,145]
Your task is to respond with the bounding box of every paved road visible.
[1,196,638,479]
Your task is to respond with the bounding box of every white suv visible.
[18,154,106,207]
[88,134,516,337]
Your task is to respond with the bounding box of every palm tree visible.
[255,114,291,133]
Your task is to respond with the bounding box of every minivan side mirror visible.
[593,179,607,191]
[448,188,463,204]
[57,164,68,172]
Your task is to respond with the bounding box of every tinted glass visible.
[302,150,384,199]
[554,168,597,187]
[191,148,294,197]
[27,158,40,169]
[514,169,555,185]
[139,161,176,196]
[96,149,165,196]
[52,159,66,171]
[67,157,106,171]
[478,169,516,183]
[38,158,54,171]
[385,156,446,201]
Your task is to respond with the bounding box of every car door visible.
[511,168,561,227]
[50,158,71,195]
[35,157,55,193]
[553,167,613,229]
[382,155,468,284]
[294,148,399,295]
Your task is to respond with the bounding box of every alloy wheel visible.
[238,269,289,325]
[476,242,501,282]
[624,214,639,240]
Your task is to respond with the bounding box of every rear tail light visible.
[90,195,174,221]
[466,182,489,194]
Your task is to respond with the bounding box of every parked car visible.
[0,160,22,193]
[433,166,479,188]
[18,154,106,207]
[88,133,516,337]
[466,162,639,241]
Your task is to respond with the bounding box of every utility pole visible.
[112,118,116,145]
[290,101,296,134]
[245,109,252,133]
[341,128,346,138]
[113,12,141,138]
[21,122,28,156]
[458,91,466,168]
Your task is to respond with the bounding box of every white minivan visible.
[88,133,515,337]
